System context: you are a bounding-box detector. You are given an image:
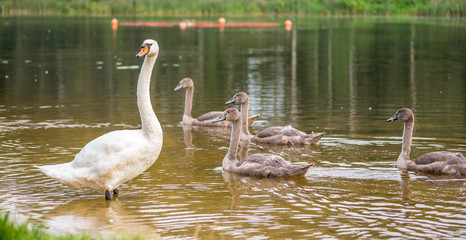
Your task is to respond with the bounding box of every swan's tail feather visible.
[247,114,261,126]
[36,163,86,189]
[304,132,326,144]
[37,163,68,180]
[290,163,314,177]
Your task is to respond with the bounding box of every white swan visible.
[226,92,325,145]
[212,108,313,177]
[37,39,163,200]
[387,108,466,175]
[174,78,260,127]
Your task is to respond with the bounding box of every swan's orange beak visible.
[136,45,150,58]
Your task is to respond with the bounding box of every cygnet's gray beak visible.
[386,113,398,122]
[174,83,182,91]
[225,96,236,105]
[212,113,226,123]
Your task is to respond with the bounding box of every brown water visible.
[0,16,465,239]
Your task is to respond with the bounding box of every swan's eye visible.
[140,43,152,51]
[136,44,151,58]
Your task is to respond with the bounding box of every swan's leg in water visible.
[113,188,119,195]
[105,190,112,200]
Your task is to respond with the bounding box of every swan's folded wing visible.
[257,126,304,138]
[71,129,148,170]
[235,153,312,177]
[256,127,284,138]
[196,111,222,121]
[237,153,289,167]
[414,151,457,165]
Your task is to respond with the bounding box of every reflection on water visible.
[0,16,465,239]
[44,198,161,239]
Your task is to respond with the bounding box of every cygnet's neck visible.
[398,117,414,168]
[240,99,253,140]
[224,118,241,169]
[183,86,194,124]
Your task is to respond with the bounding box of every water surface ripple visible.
[0,16,465,239]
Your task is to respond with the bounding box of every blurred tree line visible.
[0,0,465,16]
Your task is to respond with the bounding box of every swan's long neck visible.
[138,55,161,138]
[240,100,251,138]
[183,86,194,123]
[225,118,241,168]
[398,117,414,167]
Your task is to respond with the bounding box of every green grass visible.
[1,0,465,16]
[0,213,141,240]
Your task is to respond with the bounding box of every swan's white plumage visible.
[37,39,163,196]
[39,130,161,191]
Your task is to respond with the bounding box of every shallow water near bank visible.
[0,16,465,239]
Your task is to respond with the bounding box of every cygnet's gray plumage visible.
[226,92,325,145]
[174,78,260,126]
[213,108,313,177]
[387,108,466,175]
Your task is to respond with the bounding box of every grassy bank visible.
[0,213,139,240]
[1,0,465,16]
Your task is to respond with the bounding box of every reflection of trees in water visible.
[348,24,357,134]
[44,198,161,239]
[410,23,417,110]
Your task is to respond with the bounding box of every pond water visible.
[0,16,465,239]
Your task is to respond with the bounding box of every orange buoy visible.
[111,18,118,31]
[218,17,226,27]
[285,19,292,31]
[179,21,187,30]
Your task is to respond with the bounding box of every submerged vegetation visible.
[1,0,465,16]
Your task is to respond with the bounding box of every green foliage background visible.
[0,0,465,16]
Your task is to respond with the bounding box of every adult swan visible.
[37,39,163,200]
